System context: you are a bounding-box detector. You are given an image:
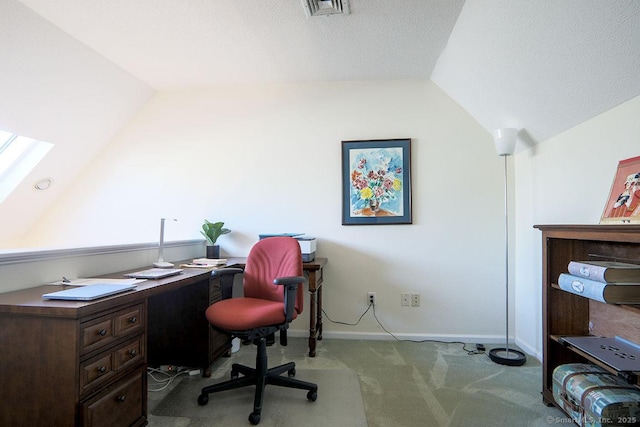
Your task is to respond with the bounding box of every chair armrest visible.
[273,276,306,287]
[274,275,306,322]
[212,267,244,300]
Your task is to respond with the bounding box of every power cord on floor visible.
[147,367,191,392]
[321,304,485,356]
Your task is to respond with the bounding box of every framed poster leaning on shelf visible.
[601,155,640,224]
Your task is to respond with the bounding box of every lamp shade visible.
[493,128,518,156]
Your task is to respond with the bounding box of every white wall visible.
[514,95,640,358]
[17,80,513,344]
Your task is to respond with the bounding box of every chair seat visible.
[205,297,298,331]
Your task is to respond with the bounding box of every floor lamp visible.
[488,128,526,366]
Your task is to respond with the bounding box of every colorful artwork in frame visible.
[342,138,412,225]
[600,155,640,224]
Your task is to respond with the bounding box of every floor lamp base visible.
[488,348,527,366]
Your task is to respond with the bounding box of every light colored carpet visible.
[147,338,566,426]
[150,368,366,427]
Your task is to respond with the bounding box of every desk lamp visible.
[489,128,526,366]
[153,217,177,268]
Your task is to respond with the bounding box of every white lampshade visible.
[493,128,518,156]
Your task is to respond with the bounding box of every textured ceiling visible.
[17,0,640,145]
[17,0,464,88]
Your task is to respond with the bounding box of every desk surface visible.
[0,258,327,316]
[0,256,328,361]
[0,266,212,317]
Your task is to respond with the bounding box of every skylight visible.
[0,129,54,203]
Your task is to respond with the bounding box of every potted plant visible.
[201,220,231,259]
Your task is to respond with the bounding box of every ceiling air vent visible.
[302,0,350,17]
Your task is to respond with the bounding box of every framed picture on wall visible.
[342,138,412,225]
[600,155,640,224]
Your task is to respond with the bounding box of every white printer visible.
[295,236,316,262]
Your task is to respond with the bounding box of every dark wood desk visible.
[226,257,327,357]
[0,267,229,427]
[0,257,327,425]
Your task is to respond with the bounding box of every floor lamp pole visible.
[503,155,510,356]
[489,128,526,366]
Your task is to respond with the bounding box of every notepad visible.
[123,268,183,279]
[43,283,137,301]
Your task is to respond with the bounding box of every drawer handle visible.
[128,316,137,324]
[98,329,107,336]
[128,349,137,357]
[97,366,107,374]
[117,395,126,403]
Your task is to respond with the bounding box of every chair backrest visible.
[243,237,304,315]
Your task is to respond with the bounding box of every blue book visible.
[567,260,640,283]
[557,273,640,304]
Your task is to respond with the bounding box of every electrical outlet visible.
[411,294,420,307]
[401,293,411,306]
[367,292,376,306]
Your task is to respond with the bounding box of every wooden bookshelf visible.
[535,224,640,409]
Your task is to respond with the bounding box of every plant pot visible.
[206,245,220,259]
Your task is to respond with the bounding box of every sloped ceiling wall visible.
[0,0,154,249]
[432,0,640,148]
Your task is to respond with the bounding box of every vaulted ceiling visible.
[15,0,640,146]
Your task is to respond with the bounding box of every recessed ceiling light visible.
[301,0,350,17]
[34,177,53,190]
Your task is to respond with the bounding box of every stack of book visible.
[180,258,228,270]
[557,260,640,304]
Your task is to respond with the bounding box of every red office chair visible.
[197,237,318,425]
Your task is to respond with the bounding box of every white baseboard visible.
[289,329,541,361]
[289,329,504,343]
[515,337,542,361]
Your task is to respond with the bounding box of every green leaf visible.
[201,219,231,245]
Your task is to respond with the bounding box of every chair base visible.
[198,337,318,425]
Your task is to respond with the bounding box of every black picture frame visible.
[342,138,412,225]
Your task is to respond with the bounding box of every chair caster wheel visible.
[197,394,209,406]
[249,412,261,425]
[307,390,317,401]
[288,368,296,377]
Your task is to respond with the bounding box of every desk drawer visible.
[80,304,144,354]
[81,367,146,427]
[114,336,144,371]
[114,306,143,336]
[80,335,145,394]
[209,277,221,304]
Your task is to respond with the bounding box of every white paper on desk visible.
[48,278,146,286]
